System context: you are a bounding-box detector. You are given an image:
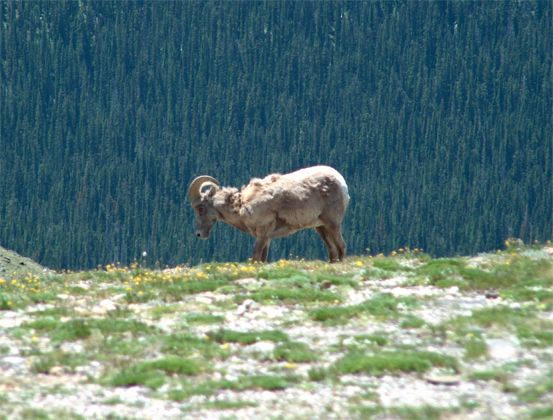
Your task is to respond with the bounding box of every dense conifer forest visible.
[0,1,551,269]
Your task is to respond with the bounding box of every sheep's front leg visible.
[316,226,339,262]
[252,237,269,262]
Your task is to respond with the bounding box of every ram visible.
[188,165,349,262]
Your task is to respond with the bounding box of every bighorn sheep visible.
[188,165,349,262]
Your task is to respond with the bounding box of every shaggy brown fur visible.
[189,166,349,262]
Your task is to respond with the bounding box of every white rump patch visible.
[289,165,349,206]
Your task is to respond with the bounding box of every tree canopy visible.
[1,1,551,269]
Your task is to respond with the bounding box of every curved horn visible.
[187,176,220,203]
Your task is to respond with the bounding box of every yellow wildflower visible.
[240,265,256,273]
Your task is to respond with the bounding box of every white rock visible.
[60,342,84,353]
[235,277,262,288]
[49,366,64,375]
[246,340,276,354]
[195,295,213,305]
[91,299,117,315]
[236,299,258,316]
[487,338,519,361]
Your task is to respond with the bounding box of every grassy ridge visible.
[0,243,552,418]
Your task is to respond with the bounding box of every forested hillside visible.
[1,1,551,269]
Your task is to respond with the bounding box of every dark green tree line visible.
[0,1,551,269]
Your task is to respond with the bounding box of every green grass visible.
[144,356,203,375]
[108,366,167,390]
[354,334,389,347]
[169,374,300,400]
[184,313,225,324]
[100,335,153,358]
[529,405,553,419]
[126,278,230,303]
[447,306,530,331]
[245,287,340,304]
[247,265,354,303]
[29,306,73,317]
[387,405,446,420]
[416,259,466,283]
[18,408,84,420]
[517,326,553,348]
[518,371,553,403]
[502,288,553,305]
[308,367,329,382]
[207,329,289,344]
[309,304,356,322]
[31,350,88,374]
[350,405,383,418]
[256,267,307,280]
[201,400,258,410]
[1,289,59,310]
[333,350,458,376]
[273,341,317,363]
[400,315,426,329]
[148,304,180,319]
[310,293,418,323]
[445,306,553,350]
[469,370,509,383]
[415,255,553,296]
[108,356,204,389]
[463,337,488,360]
[22,318,157,343]
[162,333,229,359]
[372,257,410,272]
[241,374,295,390]
[101,397,124,405]
[311,272,358,287]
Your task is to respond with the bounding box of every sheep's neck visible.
[214,190,248,233]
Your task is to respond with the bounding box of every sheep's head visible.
[188,176,220,239]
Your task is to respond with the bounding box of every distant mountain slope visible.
[1,2,551,269]
[0,246,49,279]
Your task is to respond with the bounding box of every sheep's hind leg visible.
[316,226,339,262]
[252,237,269,263]
[261,240,271,262]
[327,224,346,261]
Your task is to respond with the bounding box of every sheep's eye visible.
[197,205,205,215]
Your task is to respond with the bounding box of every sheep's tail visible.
[334,171,350,208]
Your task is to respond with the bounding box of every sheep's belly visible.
[271,215,321,238]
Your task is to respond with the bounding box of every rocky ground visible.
[0,246,49,279]
[0,243,552,419]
